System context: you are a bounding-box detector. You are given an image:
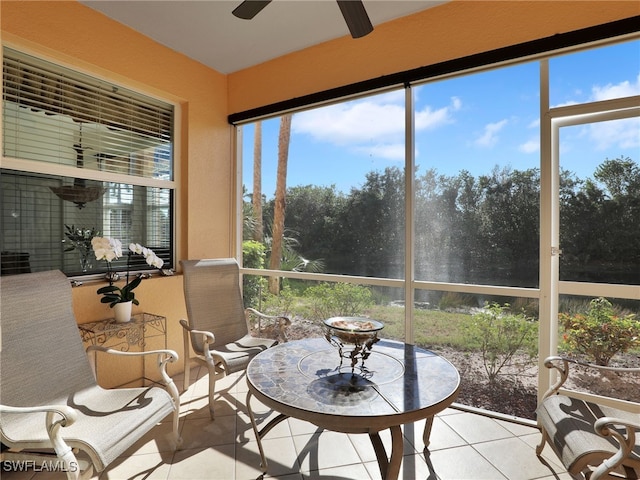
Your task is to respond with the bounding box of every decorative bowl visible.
[322,317,384,373]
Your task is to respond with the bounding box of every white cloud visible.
[415,96,461,130]
[591,74,640,101]
[475,119,508,148]
[519,139,539,153]
[292,94,462,159]
[588,117,640,151]
[355,143,406,161]
[293,100,404,145]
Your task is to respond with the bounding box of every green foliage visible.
[250,157,639,286]
[462,303,537,382]
[303,282,374,321]
[242,240,267,309]
[262,284,297,317]
[97,275,142,306]
[62,224,100,252]
[243,240,266,268]
[559,297,640,366]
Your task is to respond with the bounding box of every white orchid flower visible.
[142,247,164,269]
[91,236,122,262]
[110,238,123,258]
[152,257,164,268]
[129,243,144,255]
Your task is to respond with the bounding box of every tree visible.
[561,157,640,283]
[252,121,264,241]
[280,184,346,268]
[268,114,292,294]
[475,166,539,285]
[339,167,405,278]
[594,156,639,198]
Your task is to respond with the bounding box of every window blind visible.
[3,48,173,181]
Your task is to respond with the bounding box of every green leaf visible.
[97,285,119,294]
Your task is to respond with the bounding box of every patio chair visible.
[180,258,289,419]
[0,270,181,480]
[536,356,640,480]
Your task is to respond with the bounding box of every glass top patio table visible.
[245,337,460,480]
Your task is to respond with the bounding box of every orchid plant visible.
[91,237,164,307]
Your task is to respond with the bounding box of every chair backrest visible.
[0,270,96,407]
[181,259,249,354]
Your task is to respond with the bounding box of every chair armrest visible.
[245,308,291,342]
[591,416,640,480]
[86,345,179,390]
[0,404,80,476]
[541,356,640,399]
[179,319,216,344]
[179,318,218,363]
[86,345,178,361]
[0,404,77,423]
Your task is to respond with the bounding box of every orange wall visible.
[228,0,640,115]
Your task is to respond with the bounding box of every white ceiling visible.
[81,0,446,74]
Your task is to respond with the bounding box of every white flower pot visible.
[113,301,133,323]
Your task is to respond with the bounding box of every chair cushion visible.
[537,395,640,475]
[211,334,277,374]
[1,385,175,472]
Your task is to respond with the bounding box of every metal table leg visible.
[423,415,435,449]
[245,390,289,474]
[369,424,403,480]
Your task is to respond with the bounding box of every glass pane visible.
[0,170,172,275]
[242,89,406,279]
[550,39,640,107]
[413,61,540,286]
[559,120,640,285]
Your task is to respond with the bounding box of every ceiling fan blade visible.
[337,0,373,38]
[232,0,272,20]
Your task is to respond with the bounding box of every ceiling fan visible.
[232,0,374,39]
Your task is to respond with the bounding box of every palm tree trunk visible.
[252,121,263,241]
[268,114,292,294]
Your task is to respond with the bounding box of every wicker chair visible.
[0,270,181,480]
[536,356,640,480]
[180,258,289,419]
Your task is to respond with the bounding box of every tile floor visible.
[4,365,572,480]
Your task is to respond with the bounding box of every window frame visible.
[1,44,179,279]
[234,35,640,414]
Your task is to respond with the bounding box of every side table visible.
[78,312,167,386]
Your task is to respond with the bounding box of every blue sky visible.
[243,40,639,197]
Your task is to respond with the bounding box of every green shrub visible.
[262,284,296,317]
[303,282,374,321]
[242,240,267,309]
[463,303,537,382]
[559,297,639,366]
